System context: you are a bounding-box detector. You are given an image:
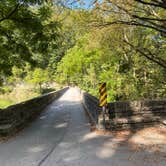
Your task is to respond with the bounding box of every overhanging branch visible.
[0,4,20,23]
[124,40,166,69]
[92,20,166,34]
[135,0,166,9]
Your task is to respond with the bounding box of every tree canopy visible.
[0,0,166,101]
[0,0,60,76]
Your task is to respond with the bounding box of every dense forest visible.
[0,0,166,107]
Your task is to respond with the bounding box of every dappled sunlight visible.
[27,145,45,153]
[63,155,81,162]
[54,122,68,129]
[81,132,100,142]
[39,116,47,120]
[96,148,115,159]
[96,135,129,159]
[93,126,166,161]
[59,142,73,148]
[0,0,165,165]
[129,126,166,145]
[96,140,116,159]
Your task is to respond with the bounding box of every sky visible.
[54,0,103,10]
[68,0,102,9]
[68,0,93,9]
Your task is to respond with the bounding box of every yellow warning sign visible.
[99,83,107,107]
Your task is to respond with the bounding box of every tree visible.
[56,10,166,100]
[0,0,60,77]
[26,68,49,93]
[92,0,166,35]
[89,0,166,69]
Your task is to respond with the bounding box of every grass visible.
[0,99,14,109]
[0,84,57,109]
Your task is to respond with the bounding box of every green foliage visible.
[0,86,13,94]
[0,99,14,109]
[0,1,61,78]
[26,68,50,92]
[56,21,166,101]
[0,1,165,102]
[41,88,56,94]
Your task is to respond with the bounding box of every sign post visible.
[98,82,107,129]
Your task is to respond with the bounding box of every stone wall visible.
[109,99,166,116]
[0,87,69,136]
[81,91,99,125]
[81,91,166,130]
[108,99,166,130]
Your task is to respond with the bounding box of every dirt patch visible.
[128,125,166,154]
[95,125,166,152]
[129,125,166,145]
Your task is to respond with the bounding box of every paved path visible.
[0,88,165,166]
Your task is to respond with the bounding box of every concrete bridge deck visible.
[0,88,165,166]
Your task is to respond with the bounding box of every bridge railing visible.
[0,87,69,136]
[81,90,166,130]
[107,99,166,130]
[81,91,99,125]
